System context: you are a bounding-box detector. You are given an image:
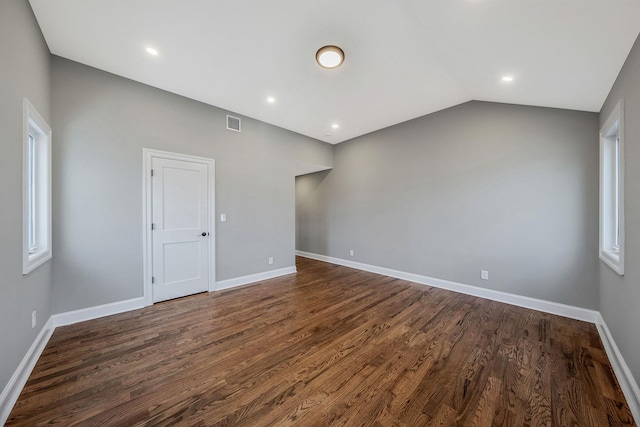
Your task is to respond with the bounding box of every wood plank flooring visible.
[7,257,635,426]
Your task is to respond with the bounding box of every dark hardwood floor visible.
[7,257,635,426]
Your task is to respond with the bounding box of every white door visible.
[152,157,210,302]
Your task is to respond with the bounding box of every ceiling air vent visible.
[226,115,241,132]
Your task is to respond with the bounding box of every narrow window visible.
[613,136,620,252]
[599,100,624,275]
[23,99,52,274]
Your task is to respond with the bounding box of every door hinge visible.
[151,169,154,177]
[151,223,155,230]
[151,276,155,284]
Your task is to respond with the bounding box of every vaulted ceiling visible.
[30,0,640,144]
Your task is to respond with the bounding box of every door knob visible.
[200,232,209,237]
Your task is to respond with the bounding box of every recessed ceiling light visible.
[146,47,158,56]
[502,76,514,82]
[331,123,339,129]
[267,97,276,104]
[316,46,345,69]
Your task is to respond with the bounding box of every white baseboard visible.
[596,314,640,423]
[1,296,147,423]
[52,297,147,327]
[0,317,55,425]
[296,251,599,323]
[296,250,639,424]
[4,258,637,425]
[0,270,291,423]
[215,266,297,291]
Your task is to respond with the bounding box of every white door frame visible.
[142,148,216,306]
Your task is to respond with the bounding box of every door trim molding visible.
[142,148,216,306]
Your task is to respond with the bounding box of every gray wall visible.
[296,101,599,309]
[0,0,52,397]
[2,0,633,404]
[599,35,640,384]
[51,57,332,313]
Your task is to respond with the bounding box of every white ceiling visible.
[29,0,640,144]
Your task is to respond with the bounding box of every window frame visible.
[22,98,52,274]
[599,100,624,275]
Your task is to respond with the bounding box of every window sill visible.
[600,249,624,275]
[23,250,52,275]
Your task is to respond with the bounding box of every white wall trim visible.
[4,258,638,425]
[0,296,145,424]
[297,250,639,423]
[215,266,297,291]
[296,251,599,323]
[1,265,295,422]
[596,313,640,423]
[52,297,147,327]
[0,317,54,425]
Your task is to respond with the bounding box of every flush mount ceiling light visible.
[502,75,514,82]
[146,47,158,56]
[316,45,345,69]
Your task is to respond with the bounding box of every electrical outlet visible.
[31,311,36,329]
[268,256,274,265]
[349,249,354,257]
[481,270,489,280]
[220,213,227,222]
